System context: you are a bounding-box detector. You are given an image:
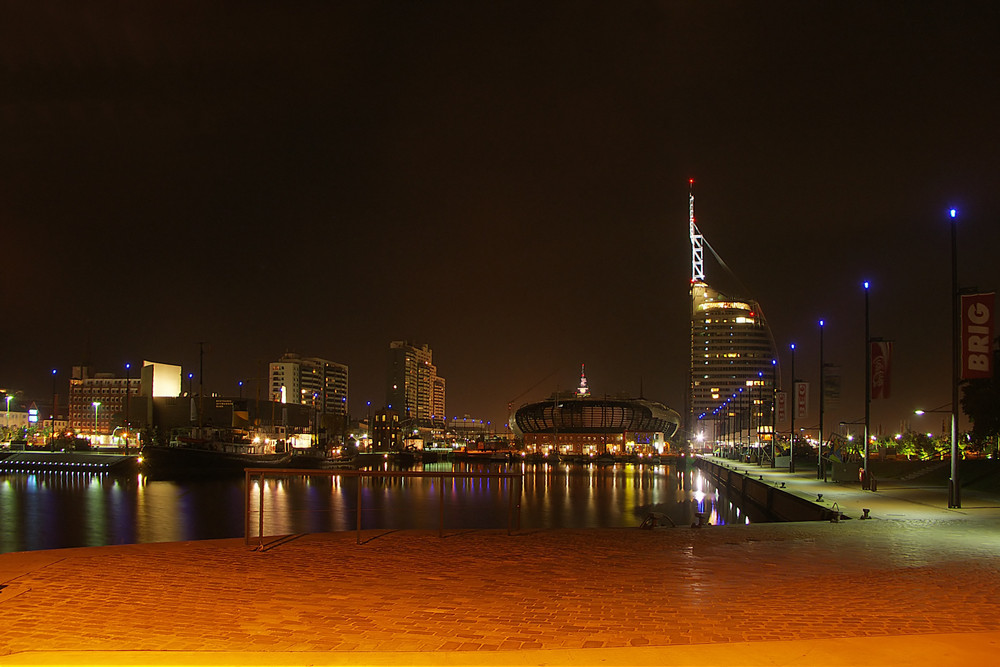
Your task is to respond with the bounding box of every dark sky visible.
[2,1,999,434]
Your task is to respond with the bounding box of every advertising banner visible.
[823,363,841,403]
[871,341,893,400]
[795,381,809,419]
[777,391,787,424]
[962,292,995,379]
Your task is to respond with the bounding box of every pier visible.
[0,451,136,473]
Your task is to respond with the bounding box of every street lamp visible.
[863,281,871,481]
[5,394,11,429]
[789,342,796,473]
[239,380,244,399]
[188,373,194,396]
[738,387,745,455]
[124,362,131,455]
[92,401,101,442]
[949,207,961,508]
[914,406,954,450]
[51,368,58,448]
[771,358,777,468]
[818,319,825,480]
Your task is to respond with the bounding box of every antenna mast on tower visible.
[577,363,590,397]
[689,179,704,283]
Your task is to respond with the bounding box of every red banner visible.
[777,391,787,423]
[871,341,892,400]
[795,382,809,419]
[962,292,995,380]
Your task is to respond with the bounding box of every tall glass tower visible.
[687,183,776,446]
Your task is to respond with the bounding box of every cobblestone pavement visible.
[2,518,1000,660]
[3,464,1000,664]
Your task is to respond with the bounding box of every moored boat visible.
[140,428,298,477]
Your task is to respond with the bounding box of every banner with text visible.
[871,341,893,400]
[777,391,787,423]
[795,381,809,419]
[962,292,995,379]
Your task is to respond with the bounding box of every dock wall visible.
[695,458,838,522]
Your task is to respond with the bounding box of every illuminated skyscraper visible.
[687,183,776,442]
[386,341,445,427]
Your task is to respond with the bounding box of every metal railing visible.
[244,467,522,548]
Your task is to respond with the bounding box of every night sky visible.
[2,2,999,434]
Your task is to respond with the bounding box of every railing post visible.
[257,471,265,550]
[244,469,250,546]
[507,473,513,535]
[518,474,522,531]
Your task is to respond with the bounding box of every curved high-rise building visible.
[690,283,775,424]
[686,183,777,445]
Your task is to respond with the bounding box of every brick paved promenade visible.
[2,459,1000,665]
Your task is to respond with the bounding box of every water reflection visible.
[1,462,754,554]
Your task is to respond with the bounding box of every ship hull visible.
[140,445,294,478]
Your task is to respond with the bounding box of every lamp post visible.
[771,358,777,468]
[738,388,745,455]
[239,380,244,399]
[5,394,11,429]
[51,368,58,449]
[789,343,796,473]
[949,208,961,508]
[188,373,194,396]
[92,401,101,443]
[124,363,132,454]
[729,392,739,460]
[863,281,871,481]
[818,319,826,480]
[916,407,955,466]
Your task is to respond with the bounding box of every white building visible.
[269,353,349,417]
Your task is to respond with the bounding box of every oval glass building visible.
[512,394,681,458]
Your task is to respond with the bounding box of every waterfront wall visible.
[695,458,837,522]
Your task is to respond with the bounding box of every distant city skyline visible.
[2,2,999,433]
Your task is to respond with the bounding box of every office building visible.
[68,366,141,435]
[269,353,349,417]
[386,341,445,427]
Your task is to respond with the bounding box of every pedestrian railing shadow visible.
[252,533,307,552]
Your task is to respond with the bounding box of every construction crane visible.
[505,366,563,425]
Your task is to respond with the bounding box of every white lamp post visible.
[92,401,101,441]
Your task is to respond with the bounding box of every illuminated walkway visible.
[2,463,1000,666]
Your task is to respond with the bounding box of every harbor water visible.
[0,460,755,554]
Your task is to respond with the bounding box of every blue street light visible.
[818,319,827,480]
[949,207,961,507]
[864,279,872,481]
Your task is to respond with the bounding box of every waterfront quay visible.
[2,460,1000,666]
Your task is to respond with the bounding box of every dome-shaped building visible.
[512,393,681,458]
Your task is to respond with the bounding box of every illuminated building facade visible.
[690,283,775,425]
[512,393,681,456]
[269,353,349,417]
[371,408,402,451]
[68,366,140,435]
[386,341,445,427]
[687,183,776,441]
